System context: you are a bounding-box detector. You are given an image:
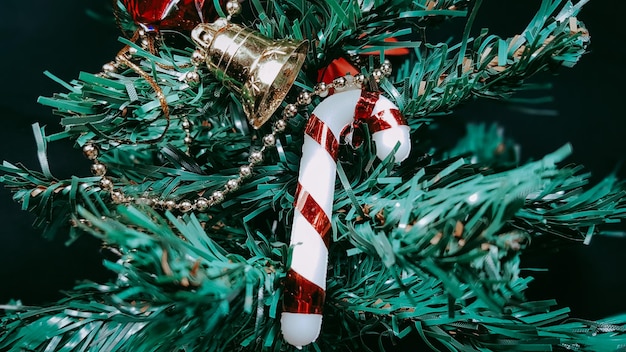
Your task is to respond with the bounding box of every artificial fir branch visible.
[4,0,590,239]
[2,0,626,351]
[3,145,626,351]
[391,0,589,118]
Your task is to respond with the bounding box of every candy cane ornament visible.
[281,88,411,348]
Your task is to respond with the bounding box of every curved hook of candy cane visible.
[281,89,411,348]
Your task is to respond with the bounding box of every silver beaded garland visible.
[182,117,193,155]
[84,56,392,214]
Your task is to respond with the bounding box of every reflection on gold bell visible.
[192,20,308,129]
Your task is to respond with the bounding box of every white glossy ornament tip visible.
[372,125,411,162]
[281,313,323,348]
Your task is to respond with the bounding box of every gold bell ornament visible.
[191,18,308,128]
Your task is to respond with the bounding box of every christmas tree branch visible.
[4,0,625,350]
[4,141,625,351]
[1,204,288,351]
[389,0,590,118]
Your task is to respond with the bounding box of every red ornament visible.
[121,0,221,31]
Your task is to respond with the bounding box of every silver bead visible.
[381,59,392,76]
[314,82,329,97]
[354,73,365,87]
[135,197,154,206]
[185,71,200,84]
[211,190,225,204]
[226,0,241,16]
[333,76,347,90]
[273,119,287,133]
[181,119,191,130]
[83,144,98,160]
[102,62,118,73]
[239,165,253,178]
[128,47,138,55]
[184,136,194,144]
[297,91,312,106]
[372,69,384,82]
[283,104,298,118]
[99,177,114,190]
[91,163,107,176]
[191,50,205,66]
[111,191,125,204]
[248,151,263,164]
[195,197,209,211]
[178,200,193,212]
[263,134,276,147]
[344,74,355,87]
[226,178,240,191]
[164,200,177,210]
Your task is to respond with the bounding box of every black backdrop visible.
[0,0,625,336]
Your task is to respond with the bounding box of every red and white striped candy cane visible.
[281,88,411,348]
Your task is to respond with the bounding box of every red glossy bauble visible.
[121,0,221,31]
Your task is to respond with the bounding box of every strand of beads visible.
[81,122,280,213]
[285,59,391,118]
[82,60,393,214]
[182,117,193,155]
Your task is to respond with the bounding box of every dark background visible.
[0,0,624,337]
